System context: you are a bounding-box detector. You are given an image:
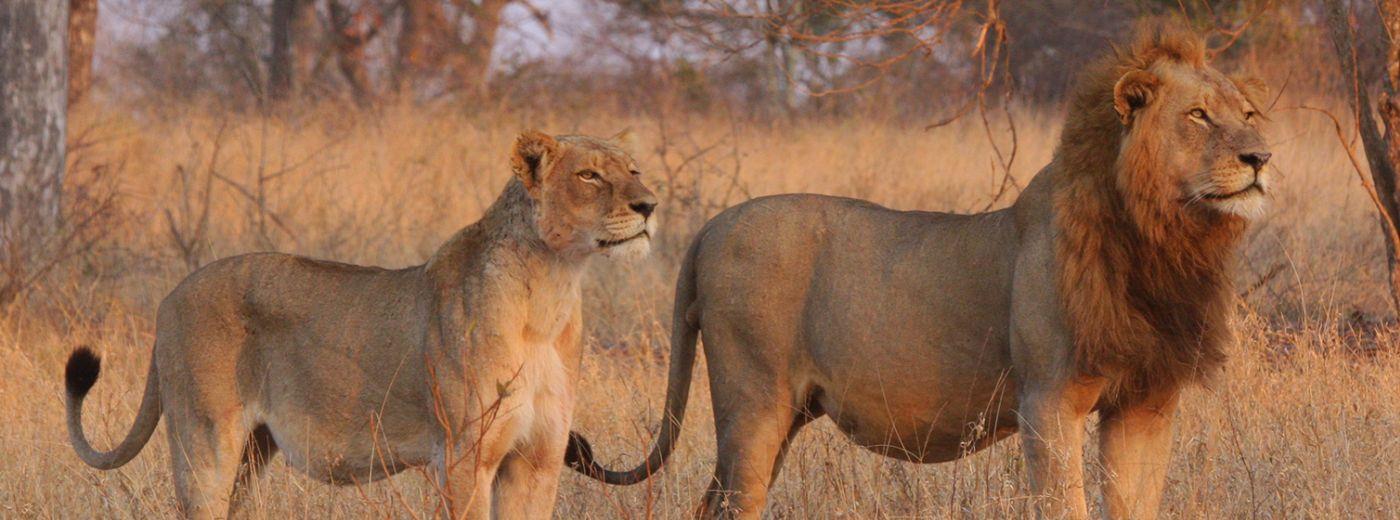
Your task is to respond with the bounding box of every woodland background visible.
[1,0,1398,517]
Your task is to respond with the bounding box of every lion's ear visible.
[1231,75,1270,114]
[510,130,558,195]
[610,128,639,154]
[1113,70,1161,125]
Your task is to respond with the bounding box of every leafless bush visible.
[0,126,123,314]
[163,123,225,273]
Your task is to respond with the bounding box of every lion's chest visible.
[472,263,581,453]
[522,288,577,342]
[480,256,580,343]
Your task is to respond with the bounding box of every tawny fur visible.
[570,20,1272,520]
[64,131,658,520]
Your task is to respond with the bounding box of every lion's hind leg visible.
[699,401,799,520]
[768,395,823,486]
[697,366,820,520]
[166,411,251,520]
[227,424,280,518]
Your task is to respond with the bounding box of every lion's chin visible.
[598,235,652,262]
[1206,192,1267,220]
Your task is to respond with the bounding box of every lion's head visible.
[510,130,658,260]
[1111,30,1272,222]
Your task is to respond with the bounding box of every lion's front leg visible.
[493,312,579,519]
[433,422,513,520]
[491,430,569,519]
[1018,380,1104,520]
[491,375,573,520]
[424,363,518,519]
[1098,390,1179,520]
[1011,235,1105,519]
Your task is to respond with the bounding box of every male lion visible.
[567,23,1270,519]
[64,130,658,519]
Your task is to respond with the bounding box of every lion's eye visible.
[1189,108,1209,120]
[629,170,641,177]
[577,170,599,181]
[1244,111,1257,121]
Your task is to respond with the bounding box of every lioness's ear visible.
[510,130,558,195]
[610,129,639,154]
[1113,70,1161,125]
[1231,75,1270,115]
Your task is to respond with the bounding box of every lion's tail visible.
[565,232,705,486]
[65,347,163,470]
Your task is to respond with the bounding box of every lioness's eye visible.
[1189,108,1209,120]
[578,170,599,181]
[629,170,641,177]
[1245,111,1257,121]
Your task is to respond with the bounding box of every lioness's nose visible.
[630,201,656,218]
[1239,151,1271,171]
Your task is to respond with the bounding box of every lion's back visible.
[155,253,425,353]
[694,193,1015,283]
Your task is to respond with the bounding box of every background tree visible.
[0,0,70,306]
[329,0,384,105]
[1324,0,1400,309]
[268,0,319,101]
[1,0,69,227]
[97,0,1302,116]
[605,0,969,112]
[68,0,98,105]
[395,0,529,98]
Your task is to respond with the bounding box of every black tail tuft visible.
[65,347,102,399]
[565,431,597,472]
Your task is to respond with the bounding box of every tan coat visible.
[65,131,658,520]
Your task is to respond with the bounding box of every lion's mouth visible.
[1202,183,1263,200]
[597,231,649,248]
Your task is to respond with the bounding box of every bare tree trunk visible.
[67,0,97,105]
[1381,1,1400,181]
[394,0,511,97]
[394,0,450,93]
[1325,0,1400,310]
[454,0,510,98]
[1,0,69,227]
[269,0,317,101]
[269,0,297,100]
[329,0,382,105]
[0,0,69,306]
[292,0,318,83]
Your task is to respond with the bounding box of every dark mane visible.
[1052,19,1239,398]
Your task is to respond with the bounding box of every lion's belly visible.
[257,391,440,485]
[816,385,1021,463]
[804,308,1021,462]
[801,298,1020,461]
[257,341,573,485]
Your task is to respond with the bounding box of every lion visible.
[64,130,658,520]
[565,22,1271,520]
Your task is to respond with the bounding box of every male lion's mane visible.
[1053,22,1244,397]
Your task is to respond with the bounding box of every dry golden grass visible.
[2,100,1398,518]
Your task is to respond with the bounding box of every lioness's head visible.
[1109,24,1272,220]
[510,130,657,260]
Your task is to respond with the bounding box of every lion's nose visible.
[1239,151,1271,172]
[629,201,656,218]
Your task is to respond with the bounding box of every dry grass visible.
[2,99,1398,518]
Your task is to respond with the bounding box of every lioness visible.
[567,23,1269,519]
[64,130,657,519]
